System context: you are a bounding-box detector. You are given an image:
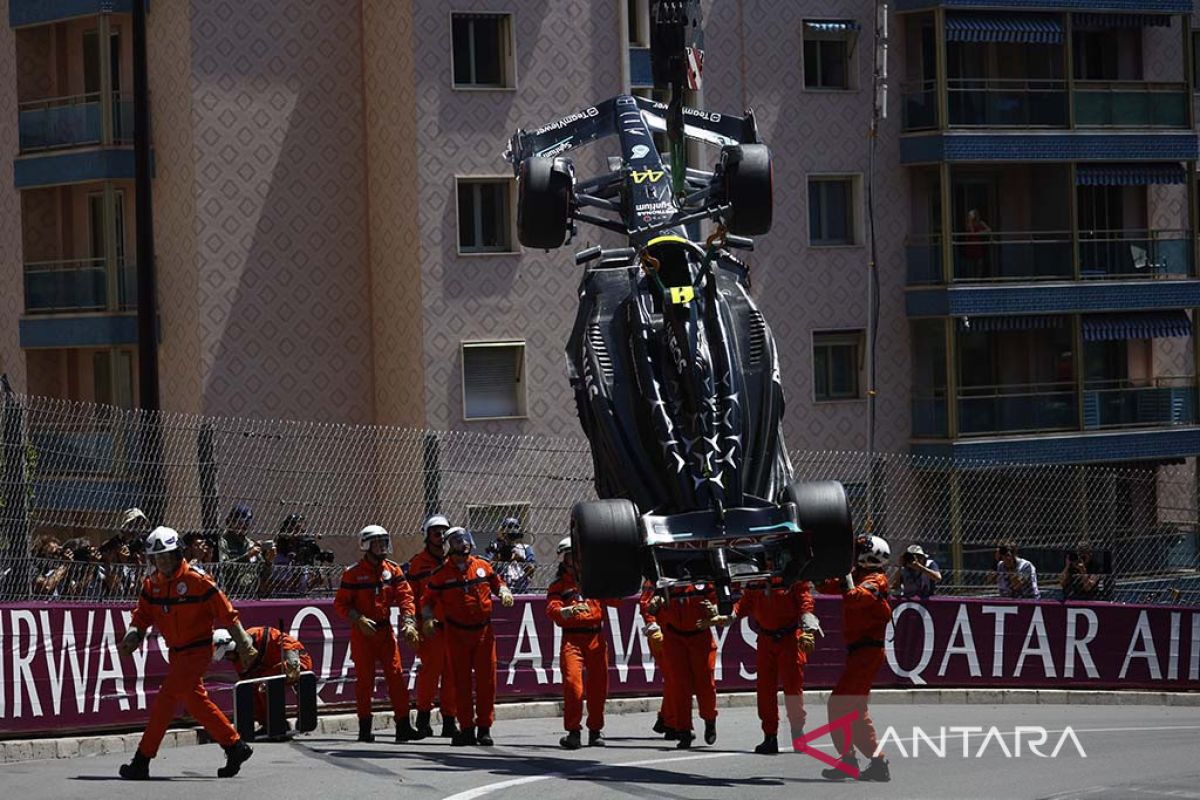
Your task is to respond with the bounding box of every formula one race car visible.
[505,2,853,612]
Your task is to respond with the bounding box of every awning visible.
[1076,163,1188,186]
[1075,13,1172,29]
[1083,311,1192,342]
[804,20,861,34]
[946,14,1063,44]
[958,315,1067,334]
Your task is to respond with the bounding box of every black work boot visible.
[217,740,254,778]
[414,710,433,739]
[663,727,680,741]
[357,716,375,743]
[395,713,420,742]
[859,756,891,782]
[118,749,151,780]
[652,714,667,734]
[440,714,460,738]
[559,729,582,750]
[452,725,477,746]
[476,726,494,746]
[754,734,779,755]
[821,751,860,781]
[587,729,606,747]
[675,729,695,750]
[704,719,717,745]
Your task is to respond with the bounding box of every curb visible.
[2,688,1196,764]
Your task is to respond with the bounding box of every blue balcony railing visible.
[24,258,136,314]
[18,92,133,153]
[1074,82,1190,128]
[1078,229,1193,279]
[958,383,1078,435]
[947,79,1068,128]
[1082,379,1197,429]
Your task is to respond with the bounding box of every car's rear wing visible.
[504,94,761,173]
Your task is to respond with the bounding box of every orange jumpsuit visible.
[229,625,313,724]
[405,548,456,717]
[655,583,719,733]
[422,556,505,729]
[333,556,415,719]
[129,559,241,758]
[819,571,891,759]
[639,583,677,729]
[733,579,813,736]
[546,573,614,733]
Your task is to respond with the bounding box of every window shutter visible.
[464,344,524,418]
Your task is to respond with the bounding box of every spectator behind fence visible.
[893,544,942,600]
[183,531,216,564]
[995,541,1040,599]
[261,513,333,596]
[61,537,103,599]
[99,535,139,597]
[485,517,536,594]
[220,503,268,596]
[1059,541,1110,601]
[119,507,152,566]
[33,535,71,597]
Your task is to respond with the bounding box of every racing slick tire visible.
[782,480,855,581]
[721,143,773,237]
[518,156,573,250]
[571,499,643,598]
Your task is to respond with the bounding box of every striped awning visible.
[958,315,1067,334]
[945,14,1063,44]
[804,20,861,35]
[1075,13,1172,29]
[1076,163,1187,186]
[1083,311,1192,342]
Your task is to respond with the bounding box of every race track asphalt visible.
[2,703,1198,800]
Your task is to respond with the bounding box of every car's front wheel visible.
[517,156,573,249]
[721,143,773,237]
[571,499,643,598]
[782,480,855,581]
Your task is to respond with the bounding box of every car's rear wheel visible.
[782,480,854,581]
[517,156,573,250]
[721,143,773,237]
[571,499,643,598]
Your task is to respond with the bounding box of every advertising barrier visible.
[0,595,1196,737]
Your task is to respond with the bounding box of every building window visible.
[452,13,514,88]
[803,20,857,90]
[467,502,530,551]
[628,0,649,46]
[462,341,527,420]
[813,330,864,401]
[457,178,515,253]
[808,176,857,246]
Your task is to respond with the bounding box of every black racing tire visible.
[783,480,854,581]
[517,156,573,250]
[721,144,773,237]
[571,499,643,598]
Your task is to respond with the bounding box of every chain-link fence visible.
[2,388,1197,604]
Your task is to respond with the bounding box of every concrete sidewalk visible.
[2,688,1196,764]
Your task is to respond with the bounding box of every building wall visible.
[183,0,375,423]
[0,1,25,390]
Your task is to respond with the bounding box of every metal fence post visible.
[199,422,220,537]
[1,374,32,601]
[423,432,442,516]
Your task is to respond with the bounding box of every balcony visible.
[906,229,1192,285]
[18,92,133,154]
[947,79,1069,128]
[1083,378,1196,429]
[23,258,135,314]
[1074,82,1189,128]
[959,382,1079,436]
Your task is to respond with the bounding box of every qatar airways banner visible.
[0,596,1197,737]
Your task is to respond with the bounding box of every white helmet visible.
[557,536,572,555]
[422,514,450,537]
[856,535,891,569]
[212,628,235,662]
[359,524,391,552]
[146,526,181,556]
[445,526,474,555]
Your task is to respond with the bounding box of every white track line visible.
[441,724,1200,800]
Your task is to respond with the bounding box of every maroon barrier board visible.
[0,595,1196,736]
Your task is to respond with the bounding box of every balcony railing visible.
[1082,377,1196,429]
[958,381,1078,436]
[947,79,1068,128]
[1078,229,1193,279]
[902,80,938,132]
[906,229,1193,285]
[1074,82,1190,128]
[17,92,133,153]
[24,258,136,314]
[29,423,133,477]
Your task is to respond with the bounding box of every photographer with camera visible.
[995,540,1039,599]
[62,537,104,599]
[32,535,71,597]
[484,517,537,594]
[1059,540,1109,601]
[893,544,942,601]
[99,535,138,598]
[263,513,336,597]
